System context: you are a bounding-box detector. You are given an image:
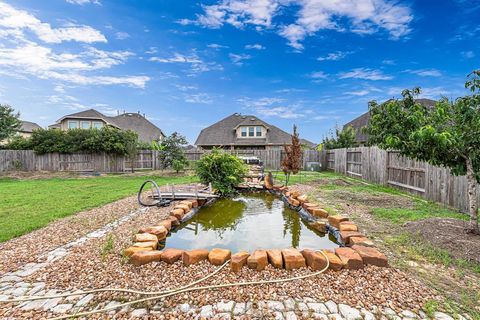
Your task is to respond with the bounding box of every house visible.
[195,113,316,150]
[48,109,165,143]
[17,121,42,138]
[344,98,436,145]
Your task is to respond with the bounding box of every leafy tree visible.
[156,132,188,170]
[2,136,33,150]
[0,104,21,141]
[281,125,302,186]
[319,125,358,150]
[195,148,247,196]
[172,159,188,173]
[366,70,480,234]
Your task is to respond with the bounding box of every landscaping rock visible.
[182,249,209,266]
[130,250,162,265]
[168,216,180,226]
[308,207,329,218]
[302,202,318,210]
[179,201,193,210]
[170,209,184,220]
[282,248,306,270]
[208,248,231,265]
[288,197,300,207]
[349,236,374,247]
[161,248,184,264]
[319,250,343,271]
[335,247,364,270]
[338,222,358,232]
[132,241,158,250]
[290,190,301,198]
[328,215,349,229]
[189,199,199,208]
[134,233,157,242]
[339,231,364,244]
[266,249,284,269]
[265,172,274,189]
[230,251,250,272]
[351,245,388,267]
[310,220,327,233]
[123,246,153,257]
[247,250,268,271]
[158,220,172,231]
[174,204,190,214]
[301,249,328,271]
[141,226,168,240]
[297,194,308,203]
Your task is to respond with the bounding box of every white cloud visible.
[186,0,413,50]
[184,93,213,104]
[66,0,101,4]
[245,43,265,50]
[404,68,442,77]
[345,90,370,96]
[0,1,106,43]
[150,52,223,75]
[317,51,351,61]
[256,106,304,119]
[382,59,395,65]
[309,71,328,79]
[461,50,475,59]
[115,31,130,40]
[338,68,393,80]
[229,53,251,65]
[207,43,229,49]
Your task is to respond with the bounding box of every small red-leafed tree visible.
[282,125,302,186]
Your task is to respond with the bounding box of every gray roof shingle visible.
[20,121,42,133]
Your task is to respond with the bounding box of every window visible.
[241,127,247,137]
[92,122,103,129]
[256,126,262,137]
[67,121,78,129]
[81,121,90,129]
[248,127,254,137]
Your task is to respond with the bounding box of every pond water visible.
[162,192,340,252]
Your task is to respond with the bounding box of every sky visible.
[0,0,478,144]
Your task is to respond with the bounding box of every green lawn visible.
[0,174,196,242]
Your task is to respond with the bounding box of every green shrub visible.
[172,159,188,173]
[2,136,33,150]
[195,149,247,196]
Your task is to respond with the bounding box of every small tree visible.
[366,70,480,234]
[156,132,188,170]
[125,139,138,173]
[0,104,21,141]
[281,125,302,186]
[195,148,247,196]
[319,125,358,150]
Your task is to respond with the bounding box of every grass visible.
[270,170,341,185]
[0,174,196,242]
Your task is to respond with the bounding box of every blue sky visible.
[0,0,478,144]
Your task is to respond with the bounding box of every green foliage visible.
[2,135,33,150]
[0,104,22,141]
[156,132,188,169]
[320,125,358,150]
[172,158,188,173]
[25,127,138,155]
[100,234,115,261]
[195,148,248,196]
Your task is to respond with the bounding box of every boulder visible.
[134,233,158,243]
[264,172,274,190]
[266,249,283,269]
[282,248,306,270]
[349,236,374,247]
[158,220,172,231]
[351,245,388,267]
[189,199,199,208]
[174,204,190,214]
[328,215,349,229]
[319,250,343,271]
[335,247,364,270]
[230,251,250,272]
[339,222,358,232]
[132,241,157,250]
[247,250,268,271]
[130,250,162,266]
[301,249,328,271]
[310,220,327,233]
[124,246,153,257]
[272,184,284,191]
[168,216,180,227]
[182,249,209,266]
[308,208,329,218]
[339,231,365,245]
[208,248,231,265]
[170,209,184,220]
[288,197,300,207]
[297,194,308,203]
[285,191,291,197]
[302,202,318,210]
[290,190,301,198]
[161,248,184,264]
[179,201,193,210]
[141,226,168,240]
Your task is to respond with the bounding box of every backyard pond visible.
[162,192,340,252]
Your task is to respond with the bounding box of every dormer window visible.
[256,126,262,137]
[241,127,247,137]
[248,127,254,137]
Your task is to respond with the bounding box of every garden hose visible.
[49,251,330,320]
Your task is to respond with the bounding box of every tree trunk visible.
[465,158,479,234]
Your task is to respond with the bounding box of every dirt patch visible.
[405,218,480,264]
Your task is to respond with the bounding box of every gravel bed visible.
[0,195,142,274]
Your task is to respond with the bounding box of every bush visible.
[172,158,188,173]
[195,149,247,196]
[2,136,33,150]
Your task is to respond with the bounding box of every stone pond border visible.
[124,181,389,272]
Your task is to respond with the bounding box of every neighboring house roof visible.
[344,98,437,143]
[112,112,165,143]
[51,109,165,142]
[195,113,316,148]
[19,121,42,133]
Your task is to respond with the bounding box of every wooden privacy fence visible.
[322,146,479,213]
